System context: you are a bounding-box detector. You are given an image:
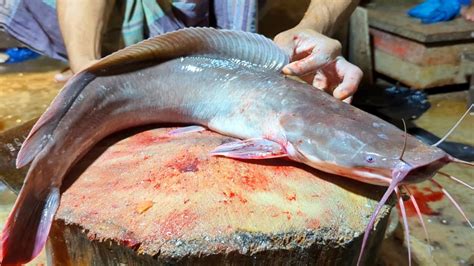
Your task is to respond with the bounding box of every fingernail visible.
[282,66,294,75]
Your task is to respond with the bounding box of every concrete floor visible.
[0,57,472,265]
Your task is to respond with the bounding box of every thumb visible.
[273,33,296,58]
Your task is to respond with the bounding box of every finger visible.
[283,53,333,76]
[276,41,294,58]
[312,70,328,91]
[273,33,295,57]
[284,36,341,76]
[343,96,353,104]
[293,32,341,56]
[300,73,315,85]
[333,58,363,100]
[293,35,318,55]
[54,68,74,83]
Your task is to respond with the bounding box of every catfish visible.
[1,28,471,265]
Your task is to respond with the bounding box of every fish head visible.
[282,111,450,186]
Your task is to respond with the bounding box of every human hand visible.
[274,28,362,103]
[54,58,98,83]
[461,5,474,22]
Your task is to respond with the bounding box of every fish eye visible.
[366,156,375,163]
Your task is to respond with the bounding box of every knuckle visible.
[330,40,342,54]
[354,67,364,79]
[353,66,363,77]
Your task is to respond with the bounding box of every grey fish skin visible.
[59,55,447,187]
[1,28,451,265]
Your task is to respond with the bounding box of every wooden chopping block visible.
[42,127,392,265]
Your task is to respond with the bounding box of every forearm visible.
[298,0,359,36]
[57,0,114,72]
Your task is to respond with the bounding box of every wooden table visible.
[366,2,474,89]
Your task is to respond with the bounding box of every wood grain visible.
[45,127,392,265]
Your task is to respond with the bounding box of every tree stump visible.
[41,127,392,265]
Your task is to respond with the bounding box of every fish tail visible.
[1,186,60,264]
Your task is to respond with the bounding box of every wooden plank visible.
[461,51,474,105]
[371,28,474,66]
[461,50,474,76]
[373,49,466,88]
[349,7,373,85]
[43,127,392,265]
[469,75,474,106]
[370,28,472,88]
[367,3,474,43]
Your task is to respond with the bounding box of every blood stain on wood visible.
[306,218,321,229]
[166,155,200,173]
[158,209,198,239]
[287,193,297,201]
[239,172,269,191]
[130,130,170,147]
[119,231,140,249]
[222,191,248,204]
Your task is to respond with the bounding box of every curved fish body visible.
[1,28,452,264]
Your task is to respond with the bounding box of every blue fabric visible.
[4,47,40,63]
[407,0,469,24]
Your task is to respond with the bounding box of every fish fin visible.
[87,27,289,74]
[1,187,60,264]
[210,138,287,159]
[16,71,96,168]
[168,126,206,136]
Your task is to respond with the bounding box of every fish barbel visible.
[1,28,467,265]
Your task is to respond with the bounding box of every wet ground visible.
[0,57,64,265]
[379,93,474,266]
[0,57,472,265]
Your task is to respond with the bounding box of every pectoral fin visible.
[168,125,206,136]
[210,138,287,159]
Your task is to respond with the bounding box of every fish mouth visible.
[401,160,447,184]
[324,154,450,187]
[399,155,450,184]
